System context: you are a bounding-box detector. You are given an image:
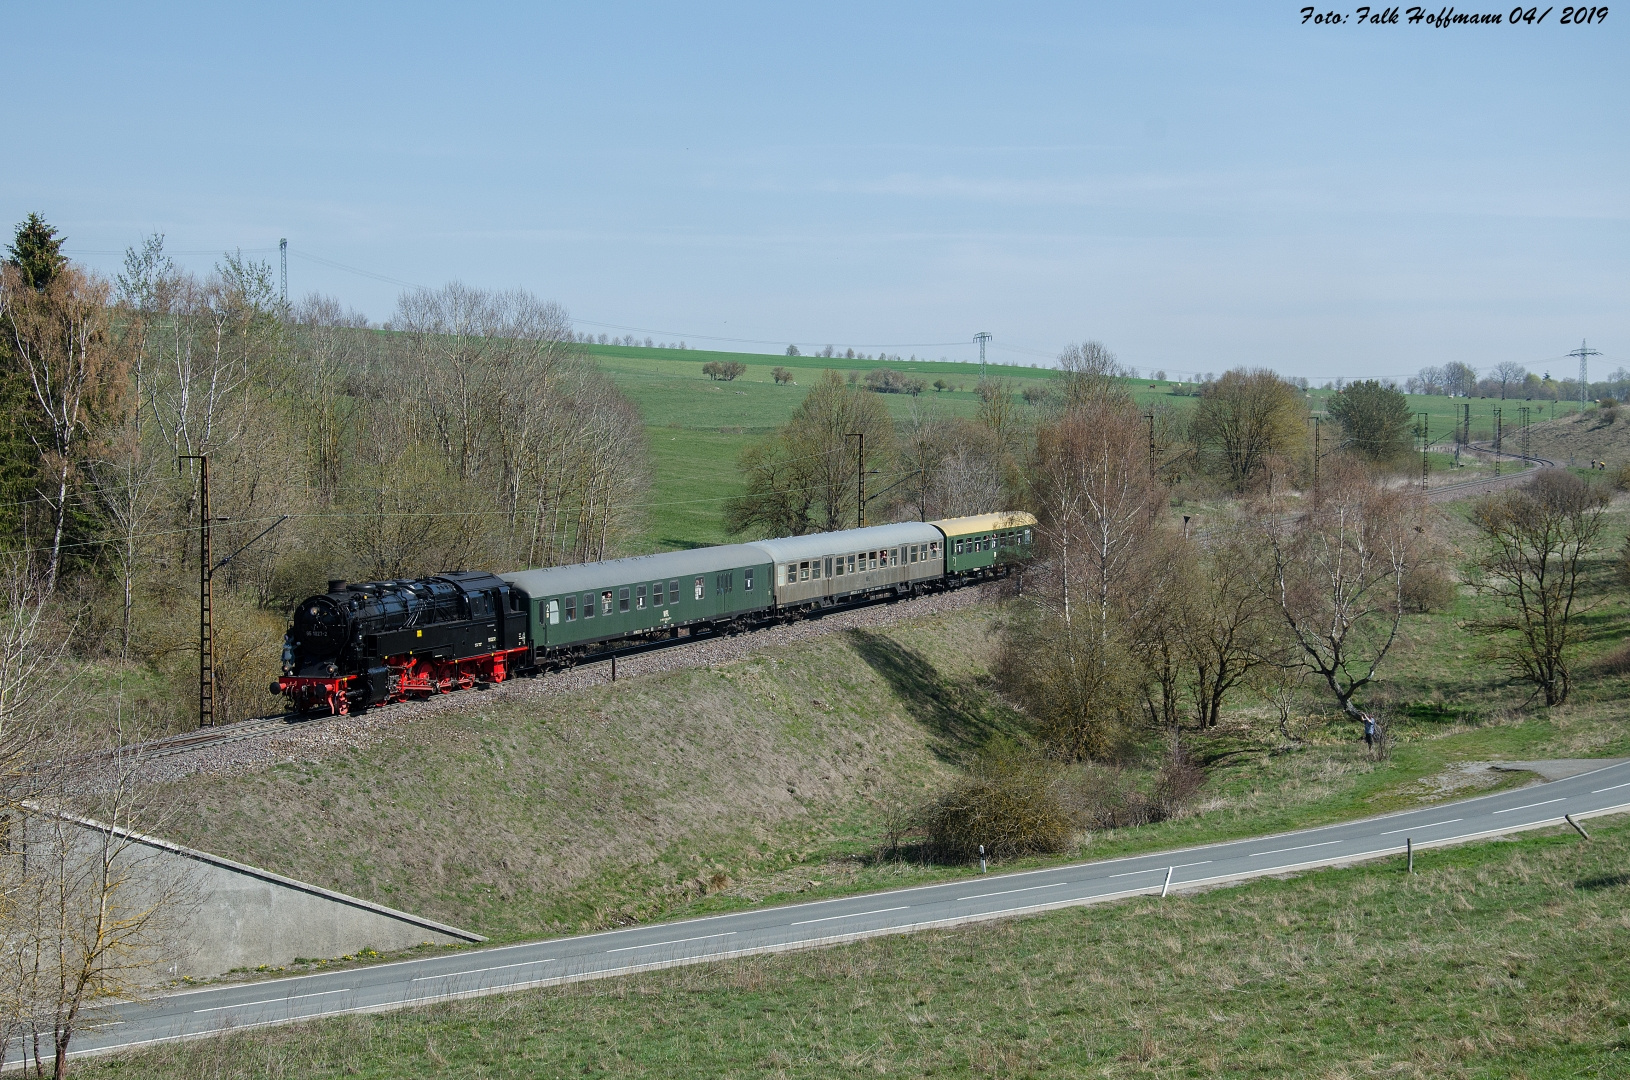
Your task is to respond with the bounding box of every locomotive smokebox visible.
[327,580,347,594]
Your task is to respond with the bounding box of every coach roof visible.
[501,545,770,597]
[745,522,943,565]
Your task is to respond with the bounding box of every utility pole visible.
[974,332,992,382]
[1418,412,1430,491]
[1518,405,1531,464]
[846,432,865,527]
[179,455,216,728]
[181,454,290,730]
[1569,339,1600,405]
[1493,407,1502,478]
[1145,413,1156,480]
[279,238,288,309]
[1312,415,1321,507]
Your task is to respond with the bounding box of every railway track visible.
[1425,444,1554,504]
[89,586,951,765]
[89,456,1564,769]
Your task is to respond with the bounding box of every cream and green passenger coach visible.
[500,511,1038,665]
[932,511,1037,576]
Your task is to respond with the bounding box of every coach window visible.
[824,557,833,577]
[795,561,805,581]
[583,592,595,618]
[669,579,680,602]
[547,599,560,625]
[636,585,646,610]
[564,595,576,622]
[745,567,754,591]
[846,554,855,574]
[618,587,630,613]
[597,591,611,616]
[811,558,821,580]
[694,576,705,600]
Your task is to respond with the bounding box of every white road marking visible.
[410,959,556,982]
[195,988,351,1014]
[791,906,909,926]
[957,882,1066,901]
[606,932,736,954]
[1493,798,1565,814]
[1250,841,1341,857]
[1381,819,1460,835]
[1592,782,1630,794]
[1110,860,1213,878]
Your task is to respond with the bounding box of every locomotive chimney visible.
[327,580,347,594]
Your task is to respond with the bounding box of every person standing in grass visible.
[1363,714,1378,749]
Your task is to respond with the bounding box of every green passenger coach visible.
[931,512,1038,577]
[501,545,773,662]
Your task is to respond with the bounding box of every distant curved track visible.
[1426,445,1554,504]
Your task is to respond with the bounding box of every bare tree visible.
[1466,470,1608,706]
[1181,523,1279,729]
[1055,341,1131,413]
[1262,463,1425,719]
[9,761,194,1080]
[1492,361,1527,400]
[999,403,1164,759]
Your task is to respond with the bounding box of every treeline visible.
[732,341,1622,859]
[725,344,1433,541]
[0,218,647,727]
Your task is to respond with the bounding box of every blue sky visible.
[7,2,1624,380]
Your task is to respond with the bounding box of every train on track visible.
[274,512,1037,717]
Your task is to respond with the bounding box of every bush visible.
[1054,752,1204,830]
[1401,564,1458,613]
[921,757,1072,860]
[702,360,746,381]
[1598,640,1630,677]
[862,368,926,395]
[771,366,795,385]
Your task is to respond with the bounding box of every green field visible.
[90,816,1630,1079]
[581,343,1586,551]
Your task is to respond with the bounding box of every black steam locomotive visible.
[275,572,529,715]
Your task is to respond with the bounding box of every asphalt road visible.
[25,759,1630,1067]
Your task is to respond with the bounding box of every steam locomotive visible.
[275,512,1036,716]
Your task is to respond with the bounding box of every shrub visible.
[771,366,795,385]
[702,360,746,381]
[921,757,1072,860]
[1401,563,1458,613]
[1053,753,1204,831]
[1598,640,1630,677]
[862,368,926,395]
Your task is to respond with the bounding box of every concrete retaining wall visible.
[20,807,484,976]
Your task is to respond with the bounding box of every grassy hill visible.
[143,605,1023,942]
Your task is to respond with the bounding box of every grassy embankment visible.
[90,816,1630,1078]
[142,498,1630,961]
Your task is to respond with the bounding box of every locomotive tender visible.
[275,512,1035,716]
